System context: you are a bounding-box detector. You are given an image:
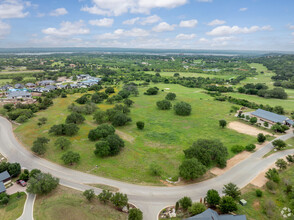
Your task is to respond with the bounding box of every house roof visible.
[251,109,292,124]
[0,171,10,182]
[7,91,31,98]
[25,83,35,86]
[186,209,246,220]
[0,182,5,193]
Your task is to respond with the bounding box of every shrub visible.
[144,87,158,95]
[272,139,287,150]
[249,117,257,124]
[105,134,125,156]
[245,144,256,152]
[83,189,95,201]
[111,112,131,126]
[110,192,128,211]
[231,145,244,154]
[156,100,172,110]
[265,168,280,183]
[257,133,266,143]
[149,163,162,176]
[66,112,85,124]
[275,158,287,170]
[206,189,220,207]
[94,141,110,157]
[105,87,115,94]
[174,102,192,116]
[219,196,237,214]
[165,92,176,100]
[256,189,263,197]
[98,190,113,204]
[219,119,227,128]
[128,208,143,220]
[266,180,277,191]
[136,121,145,130]
[178,196,192,210]
[88,124,115,141]
[188,203,206,215]
[179,158,207,180]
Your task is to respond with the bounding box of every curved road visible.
[0,116,293,220]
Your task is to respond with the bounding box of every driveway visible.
[6,183,26,195]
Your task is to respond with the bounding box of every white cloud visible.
[208,19,226,26]
[36,13,45,18]
[81,0,188,16]
[179,19,198,28]
[197,0,212,2]
[140,15,161,25]
[89,18,114,27]
[287,24,294,30]
[42,21,90,37]
[176,33,196,40]
[206,25,272,36]
[292,32,294,36]
[0,0,29,19]
[152,22,175,32]
[50,8,68,16]
[123,17,140,25]
[239,8,248,11]
[0,20,10,39]
[199,37,209,43]
[98,28,149,39]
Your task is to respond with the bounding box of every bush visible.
[231,145,244,154]
[128,208,143,220]
[94,141,110,157]
[112,112,131,126]
[66,112,85,124]
[245,144,256,152]
[275,158,287,170]
[249,117,257,124]
[165,92,176,100]
[256,189,263,197]
[61,151,80,165]
[219,119,227,128]
[105,87,115,94]
[156,100,172,110]
[272,139,287,150]
[179,158,207,180]
[219,196,237,213]
[144,87,158,95]
[174,102,192,116]
[106,134,125,156]
[16,115,28,123]
[149,163,162,176]
[257,133,266,143]
[110,192,128,211]
[265,168,280,183]
[266,180,277,191]
[83,189,95,201]
[98,190,113,204]
[136,121,145,130]
[179,196,192,210]
[188,202,206,215]
[88,124,115,141]
[206,189,221,207]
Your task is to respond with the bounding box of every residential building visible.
[0,171,11,193]
[186,208,246,220]
[7,91,32,99]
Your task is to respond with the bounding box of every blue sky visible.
[0,0,294,51]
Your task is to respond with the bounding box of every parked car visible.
[16,180,27,187]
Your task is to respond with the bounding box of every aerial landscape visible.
[0,0,294,220]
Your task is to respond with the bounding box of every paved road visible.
[17,193,36,220]
[0,116,293,220]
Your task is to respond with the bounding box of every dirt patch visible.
[211,142,266,176]
[228,121,272,136]
[253,200,260,211]
[160,180,174,187]
[115,130,135,143]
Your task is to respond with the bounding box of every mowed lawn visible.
[15,83,256,184]
[0,192,26,220]
[34,186,127,220]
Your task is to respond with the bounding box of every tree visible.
[88,124,115,141]
[179,158,207,180]
[174,102,192,116]
[219,196,237,214]
[144,87,158,95]
[136,121,145,130]
[64,123,79,136]
[110,192,128,210]
[54,137,71,150]
[91,93,103,103]
[245,144,256,152]
[75,95,89,104]
[29,169,41,178]
[38,117,47,127]
[178,196,192,210]
[61,151,80,165]
[98,190,113,204]
[66,112,85,124]
[7,163,21,177]
[128,208,143,220]
[257,133,266,143]
[111,112,131,126]
[83,189,95,201]
[19,169,30,181]
[27,172,59,195]
[0,193,10,205]
[275,159,287,170]
[31,137,50,155]
[105,87,115,94]
[249,117,257,124]
[188,203,206,215]
[156,100,172,110]
[206,189,221,207]
[93,110,108,124]
[286,155,294,163]
[231,145,244,153]
[165,92,176,101]
[106,134,125,156]
[219,119,227,128]
[272,139,287,150]
[264,121,269,127]
[222,183,241,199]
[124,99,134,107]
[94,141,110,157]
[265,168,280,183]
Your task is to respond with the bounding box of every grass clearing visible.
[15,83,256,184]
[34,185,127,220]
[236,165,294,220]
[0,192,26,220]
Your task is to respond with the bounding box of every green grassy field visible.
[236,165,294,220]
[0,192,26,220]
[34,186,127,220]
[146,71,235,80]
[14,83,257,184]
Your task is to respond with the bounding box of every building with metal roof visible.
[251,109,294,126]
[186,208,246,220]
[6,90,32,99]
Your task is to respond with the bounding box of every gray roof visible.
[0,171,10,182]
[186,209,246,220]
[7,91,31,98]
[25,83,35,86]
[0,182,5,193]
[251,109,292,124]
